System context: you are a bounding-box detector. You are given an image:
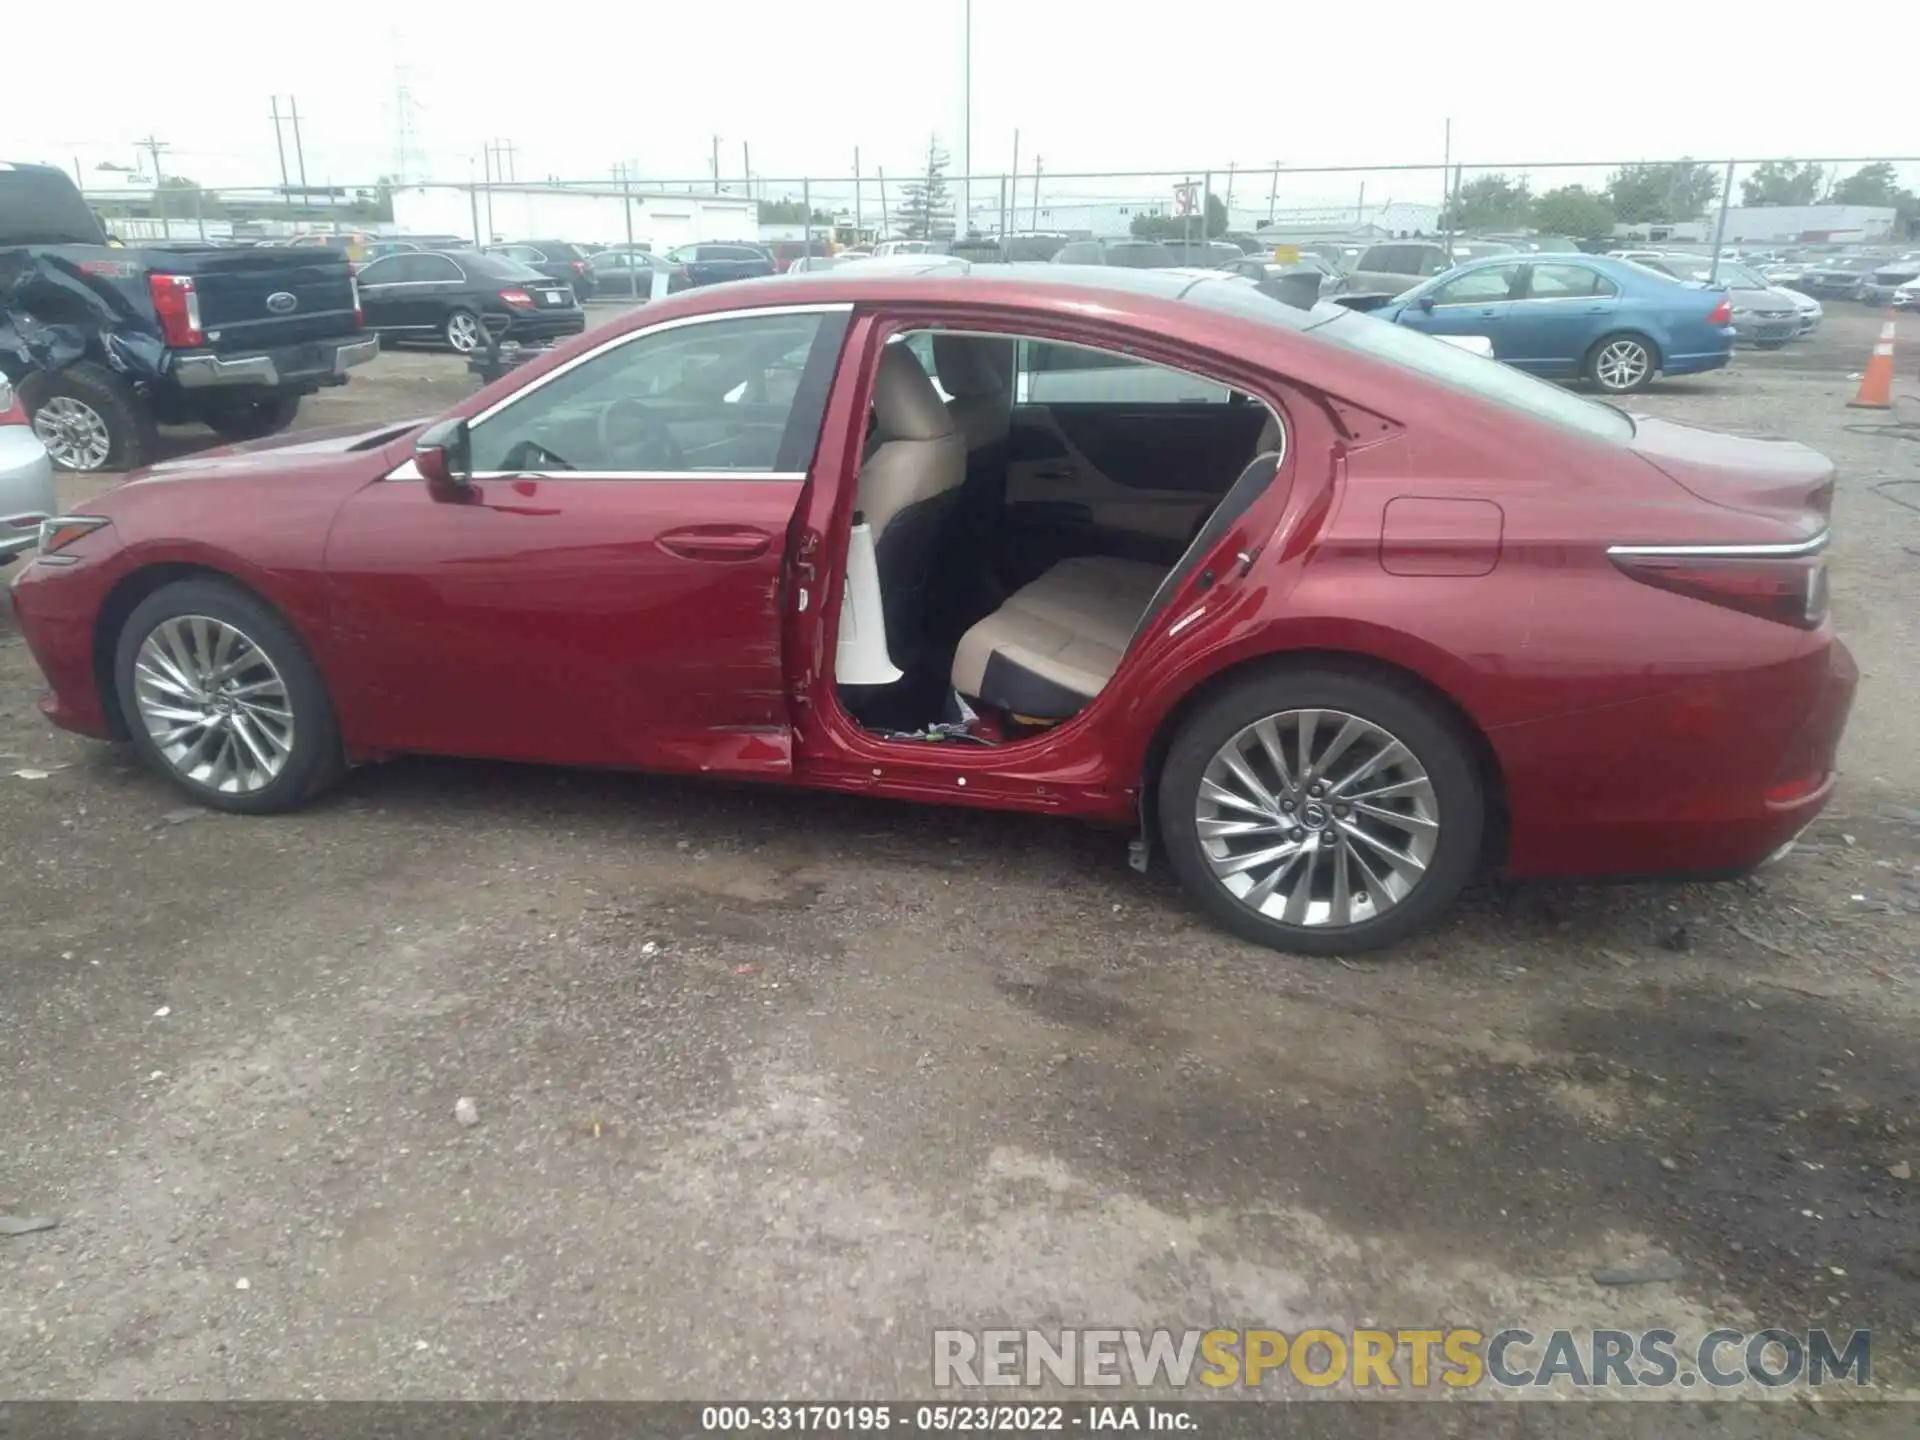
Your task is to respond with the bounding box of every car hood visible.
[1773,286,1820,310]
[132,417,433,481]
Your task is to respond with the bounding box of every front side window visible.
[1430,265,1521,305]
[357,256,400,285]
[468,311,837,476]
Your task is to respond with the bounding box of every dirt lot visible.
[3,300,1917,1423]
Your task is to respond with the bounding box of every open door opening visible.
[830,325,1288,749]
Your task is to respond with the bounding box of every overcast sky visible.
[7,1,1910,207]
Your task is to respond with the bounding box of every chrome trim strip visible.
[379,460,807,484]
[468,302,856,428]
[1606,531,1829,559]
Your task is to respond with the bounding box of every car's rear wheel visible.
[444,309,483,353]
[1586,334,1657,393]
[114,578,345,814]
[1157,670,1483,955]
[19,361,156,472]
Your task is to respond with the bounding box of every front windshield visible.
[1180,277,1636,444]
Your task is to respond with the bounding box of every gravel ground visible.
[3,301,1917,1424]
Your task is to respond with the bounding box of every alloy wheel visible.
[31,396,113,471]
[1193,708,1439,929]
[132,615,295,794]
[1593,339,1651,392]
[446,312,482,352]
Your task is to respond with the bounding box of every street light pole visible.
[962,0,972,240]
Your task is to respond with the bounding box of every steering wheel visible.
[598,398,686,472]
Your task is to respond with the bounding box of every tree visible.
[1606,160,1721,224]
[1530,185,1616,239]
[157,175,224,218]
[896,136,955,241]
[1129,190,1227,240]
[1830,162,1919,235]
[1441,173,1532,231]
[758,198,834,225]
[1741,159,1823,207]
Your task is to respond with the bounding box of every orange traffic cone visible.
[1847,312,1897,409]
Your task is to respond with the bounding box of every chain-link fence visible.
[80,155,1920,253]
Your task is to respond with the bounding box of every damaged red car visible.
[8,264,1856,955]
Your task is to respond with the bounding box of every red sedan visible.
[8,264,1856,955]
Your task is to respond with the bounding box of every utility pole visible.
[481,144,495,243]
[500,139,517,182]
[1268,159,1280,224]
[1032,154,1042,233]
[924,134,938,242]
[1439,117,1452,246]
[711,135,721,194]
[1223,161,1235,231]
[269,98,291,201]
[1009,129,1020,235]
[1708,158,1735,281]
[853,147,862,244]
[878,167,890,240]
[288,98,309,214]
[139,133,170,229]
[741,141,750,200]
[962,0,972,240]
[616,162,636,251]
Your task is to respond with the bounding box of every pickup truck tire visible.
[113,577,346,814]
[203,395,302,442]
[18,361,156,473]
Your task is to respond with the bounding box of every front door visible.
[1398,263,1523,357]
[324,304,851,775]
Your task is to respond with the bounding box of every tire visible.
[202,394,302,442]
[1157,669,1484,956]
[18,361,156,473]
[113,578,345,814]
[1585,333,1658,394]
[444,308,483,354]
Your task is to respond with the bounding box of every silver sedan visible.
[1,376,58,564]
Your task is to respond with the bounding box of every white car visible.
[1,375,58,565]
[1895,275,1920,312]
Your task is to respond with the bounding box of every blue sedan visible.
[1373,254,1735,394]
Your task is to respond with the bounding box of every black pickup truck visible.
[0,161,378,471]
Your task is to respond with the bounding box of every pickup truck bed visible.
[1,160,377,471]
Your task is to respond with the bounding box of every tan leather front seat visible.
[857,346,967,665]
[931,333,1013,450]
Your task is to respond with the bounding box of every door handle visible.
[657,525,773,561]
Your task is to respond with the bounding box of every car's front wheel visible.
[1157,669,1484,955]
[114,578,345,814]
[1586,334,1657,393]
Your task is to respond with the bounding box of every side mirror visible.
[414,417,473,501]
[1415,294,1436,312]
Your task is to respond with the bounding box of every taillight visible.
[0,377,25,425]
[1707,296,1733,326]
[351,275,364,328]
[499,289,535,309]
[148,273,205,347]
[1610,550,1828,629]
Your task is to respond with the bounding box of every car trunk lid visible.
[135,244,359,350]
[1628,414,1834,533]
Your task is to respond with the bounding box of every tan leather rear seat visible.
[951,556,1165,720]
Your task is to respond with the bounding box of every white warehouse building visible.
[390,183,759,250]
